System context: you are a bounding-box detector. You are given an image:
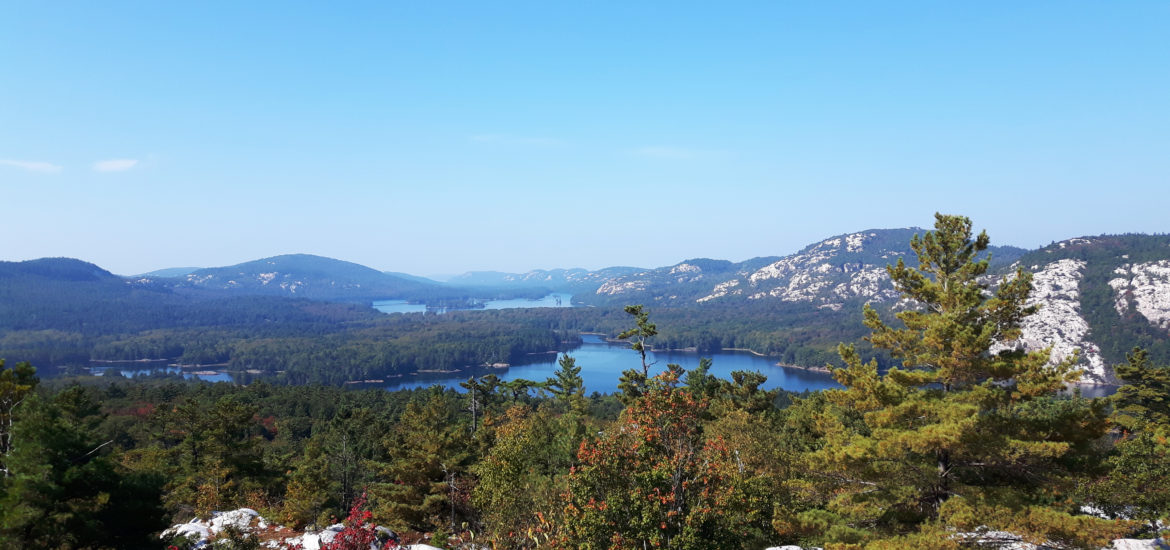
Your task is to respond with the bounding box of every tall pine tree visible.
[788,214,1125,548]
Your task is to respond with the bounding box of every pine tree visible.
[617,304,657,377]
[1,387,167,549]
[282,437,335,528]
[371,391,468,533]
[1089,347,1170,534]
[546,354,587,414]
[616,305,658,405]
[790,214,1125,548]
[1112,347,1170,431]
[0,360,37,479]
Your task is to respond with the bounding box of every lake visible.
[380,334,1119,398]
[86,335,1118,399]
[381,334,843,394]
[89,361,234,382]
[373,292,574,314]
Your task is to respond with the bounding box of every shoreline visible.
[780,363,832,373]
[720,347,768,357]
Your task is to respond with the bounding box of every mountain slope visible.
[136,266,201,278]
[167,254,440,301]
[998,235,1170,383]
[587,228,1026,309]
[0,257,375,339]
[449,266,646,293]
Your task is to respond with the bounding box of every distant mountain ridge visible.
[136,267,201,278]
[155,254,441,301]
[8,228,1170,384]
[584,228,1027,309]
[448,266,646,293]
[0,257,120,282]
[994,234,1170,383]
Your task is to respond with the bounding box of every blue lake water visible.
[89,362,234,383]
[85,337,1117,398]
[373,292,574,314]
[382,334,843,395]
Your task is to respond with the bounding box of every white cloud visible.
[0,159,63,174]
[470,134,562,146]
[631,146,726,160]
[92,158,139,172]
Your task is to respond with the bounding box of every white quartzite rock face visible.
[724,232,899,307]
[596,279,647,295]
[697,279,741,303]
[1001,259,1111,384]
[1110,260,1170,331]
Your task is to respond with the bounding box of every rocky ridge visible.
[592,228,1019,312]
[164,509,1165,550]
[162,508,440,550]
[996,258,1112,384]
[592,231,1170,384]
[1110,260,1170,330]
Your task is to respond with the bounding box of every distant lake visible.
[382,334,843,395]
[89,361,233,382]
[380,334,1120,398]
[86,336,1118,399]
[373,292,573,314]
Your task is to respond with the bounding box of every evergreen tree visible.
[281,436,335,528]
[1089,347,1170,534]
[1086,426,1170,535]
[715,370,779,415]
[459,375,500,435]
[789,214,1125,547]
[0,387,167,549]
[616,305,658,405]
[683,357,719,401]
[546,354,587,414]
[0,360,37,478]
[371,391,469,533]
[1112,347,1170,431]
[617,304,657,377]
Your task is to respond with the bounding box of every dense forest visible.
[2,216,1168,549]
[0,257,885,383]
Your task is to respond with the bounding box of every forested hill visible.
[153,254,441,301]
[992,234,1170,383]
[582,227,1027,307]
[448,265,646,293]
[0,257,567,383]
[5,229,1170,385]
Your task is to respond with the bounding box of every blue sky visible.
[2,2,1167,276]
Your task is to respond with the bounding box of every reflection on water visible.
[383,334,843,394]
[383,335,1122,398]
[89,363,233,383]
[84,336,1122,398]
[373,292,574,314]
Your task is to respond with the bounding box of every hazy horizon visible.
[4,3,1167,275]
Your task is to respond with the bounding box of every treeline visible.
[3,218,1170,549]
[1,267,886,383]
[0,352,808,549]
[1,341,1167,549]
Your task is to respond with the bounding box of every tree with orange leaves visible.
[561,367,770,549]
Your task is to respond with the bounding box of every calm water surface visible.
[86,339,1118,398]
[89,361,233,382]
[383,334,843,394]
[373,292,574,314]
